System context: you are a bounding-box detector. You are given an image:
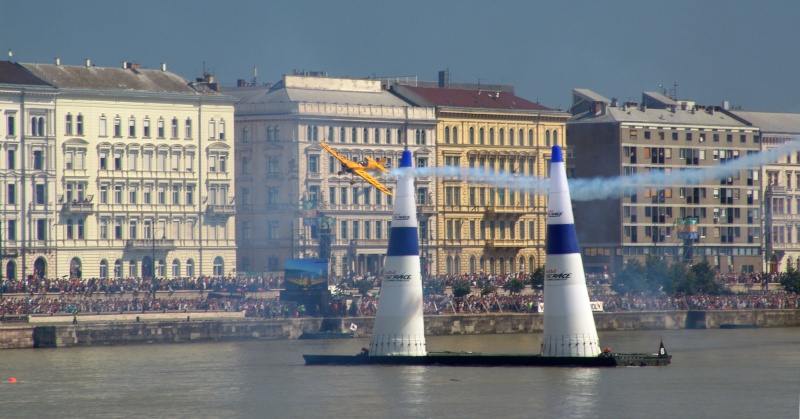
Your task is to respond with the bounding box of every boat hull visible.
[303,353,671,367]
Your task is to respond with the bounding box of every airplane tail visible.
[366,157,390,173]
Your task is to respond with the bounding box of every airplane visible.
[320,141,393,196]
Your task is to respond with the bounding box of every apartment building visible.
[569,90,763,274]
[227,73,437,277]
[390,72,570,275]
[0,61,58,281]
[8,60,237,280]
[727,111,800,273]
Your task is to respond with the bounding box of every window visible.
[114,117,121,137]
[65,114,73,135]
[114,185,123,204]
[7,220,16,240]
[171,118,179,138]
[219,120,226,140]
[35,184,46,204]
[36,219,47,240]
[143,118,151,137]
[129,185,137,204]
[208,120,216,139]
[6,113,16,136]
[128,117,136,137]
[308,154,319,173]
[33,150,44,170]
[172,185,180,205]
[186,185,194,205]
[528,129,534,146]
[99,115,107,136]
[7,184,15,204]
[185,118,192,138]
[158,118,165,138]
[143,185,152,204]
[99,185,108,204]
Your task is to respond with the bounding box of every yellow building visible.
[391,75,570,276]
[14,60,237,280]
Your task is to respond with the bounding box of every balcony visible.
[61,201,94,214]
[767,185,787,196]
[126,238,176,250]
[483,206,526,218]
[485,239,529,249]
[206,204,236,216]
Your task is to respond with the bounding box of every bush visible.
[502,278,525,295]
[451,281,472,298]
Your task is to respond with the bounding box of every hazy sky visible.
[2,0,799,112]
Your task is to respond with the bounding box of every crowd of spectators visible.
[0,272,797,320]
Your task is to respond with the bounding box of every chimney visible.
[438,69,449,88]
[55,57,60,66]
[593,101,606,116]
[161,63,167,72]
[122,61,128,69]
[85,58,91,67]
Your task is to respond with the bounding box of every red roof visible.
[396,85,551,111]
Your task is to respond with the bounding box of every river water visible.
[0,328,798,418]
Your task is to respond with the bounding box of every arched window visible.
[453,127,458,144]
[480,257,486,273]
[489,257,495,274]
[446,256,453,275]
[172,259,180,277]
[375,128,380,144]
[519,257,525,273]
[499,257,505,274]
[528,129,533,147]
[129,259,138,277]
[444,126,450,144]
[545,130,551,147]
[469,127,475,145]
[157,259,165,277]
[351,127,357,143]
[5,260,16,281]
[70,257,82,279]
[470,256,476,274]
[363,128,369,144]
[479,128,485,145]
[509,129,515,146]
[553,130,559,146]
[529,256,534,273]
[186,259,195,277]
[489,128,494,145]
[114,259,122,278]
[499,129,505,145]
[340,127,345,143]
[213,256,224,276]
[454,256,460,275]
[100,259,109,278]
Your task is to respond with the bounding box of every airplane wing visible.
[354,169,393,196]
[320,142,352,166]
[365,156,390,173]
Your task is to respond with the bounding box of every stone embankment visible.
[2,310,799,349]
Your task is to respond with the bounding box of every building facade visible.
[227,74,437,277]
[6,60,237,281]
[0,61,58,281]
[569,90,763,274]
[390,73,570,276]
[728,111,800,273]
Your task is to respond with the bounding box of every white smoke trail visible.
[388,140,799,201]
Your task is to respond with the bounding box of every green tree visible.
[480,284,497,296]
[502,278,525,295]
[354,278,374,296]
[611,259,648,295]
[669,260,724,295]
[780,267,800,293]
[451,281,472,298]
[645,255,669,294]
[423,280,445,296]
[530,266,545,289]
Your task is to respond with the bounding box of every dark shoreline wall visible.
[3,310,800,350]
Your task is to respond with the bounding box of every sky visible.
[2,0,800,113]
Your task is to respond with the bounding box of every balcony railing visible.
[126,238,176,250]
[206,204,236,216]
[61,202,94,214]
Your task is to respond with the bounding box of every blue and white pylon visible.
[369,149,427,356]
[541,145,601,357]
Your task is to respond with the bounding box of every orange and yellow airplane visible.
[320,141,392,196]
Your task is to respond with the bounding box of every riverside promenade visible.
[2,286,800,349]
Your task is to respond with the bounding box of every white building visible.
[0,61,58,281]
[226,73,437,276]
[9,60,237,280]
